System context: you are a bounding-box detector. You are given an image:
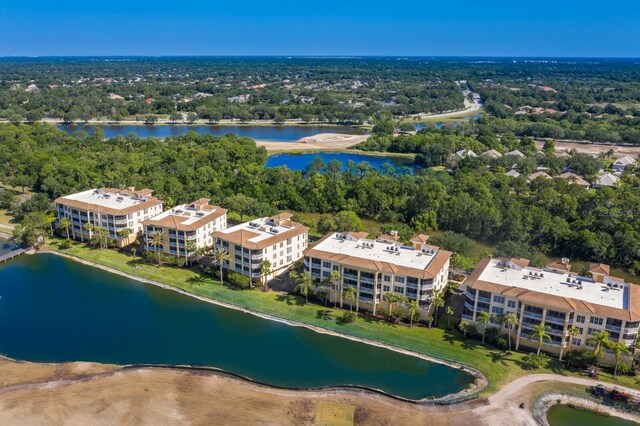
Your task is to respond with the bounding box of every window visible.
[572,338,581,346]
[589,317,603,326]
[394,286,404,294]
[394,276,405,284]
[383,285,390,292]
[492,306,504,314]
[575,327,583,335]
[332,265,339,271]
[507,300,516,308]
[587,328,596,335]
[322,261,331,268]
[576,315,586,324]
[279,242,284,248]
[493,295,505,304]
[383,275,391,282]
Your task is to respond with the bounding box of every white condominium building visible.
[463,258,640,364]
[55,187,163,247]
[211,213,309,282]
[143,198,227,259]
[303,232,451,316]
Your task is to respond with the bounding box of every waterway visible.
[0,254,472,400]
[266,152,414,172]
[58,124,365,142]
[547,404,639,426]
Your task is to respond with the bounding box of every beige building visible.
[303,232,451,317]
[55,187,163,247]
[463,258,640,364]
[143,199,227,259]
[211,213,309,282]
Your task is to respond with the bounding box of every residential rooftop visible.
[305,232,451,279]
[211,213,308,249]
[143,198,227,231]
[55,187,162,215]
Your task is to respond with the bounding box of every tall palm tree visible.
[445,306,455,330]
[329,270,341,308]
[504,312,518,353]
[432,292,445,326]
[46,213,56,237]
[494,313,507,335]
[609,341,631,379]
[587,331,611,371]
[343,286,357,312]
[407,300,418,327]
[459,320,471,339]
[477,311,491,345]
[213,247,229,285]
[185,241,197,266]
[83,222,94,243]
[260,259,272,290]
[566,327,581,360]
[294,271,314,303]
[149,230,166,266]
[59,218,71,240]
[383,292,395,320]
[195,246,206,264]
[94,226,106,249]
[118,228,132,245]
[529,324,552,355]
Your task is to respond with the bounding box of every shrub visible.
[522,352,550,370]
[496,336,508,350]
[338,311,356,324]
[566,349,597,369]
[58,239,73,249]
[616,362,631,376]
[228,272,251,289]
[485,327,500,343]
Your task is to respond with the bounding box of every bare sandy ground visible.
[4,357,639,426]
[535,139,640,158]
[257,133,370,152]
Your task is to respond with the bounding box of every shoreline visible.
[34,249,487,403]
[533,393,640,426]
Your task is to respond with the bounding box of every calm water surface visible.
[266,152,414,172]
[58,124,365,142]
[0,254,471,399]
[547,404,639,426]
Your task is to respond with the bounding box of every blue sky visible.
[1,1,638,57]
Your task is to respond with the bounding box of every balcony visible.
[464,301,475,311]
[621,339,636,346]
[624,327,639,334]
[344,273,358,280]
[461,313,474,321]
[605,324,622,333]
[477,296,491,303]
[523,311,543,320]
[360,276,374,284]
[545,316,566,325]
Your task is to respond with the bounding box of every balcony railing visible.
[523,311,543,320]
[624,327,639,334]
[461,313,474,321]
[344,273,358,280]
[545,316,566,325]
[605,324,622,333]
[477,296,491,303]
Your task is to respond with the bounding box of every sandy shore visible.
[257,133,370,152]
[36,249,486,402]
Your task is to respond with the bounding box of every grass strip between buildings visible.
[48,240,640,396]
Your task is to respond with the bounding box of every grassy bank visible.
[45,240,640,396]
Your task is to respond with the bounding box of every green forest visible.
[1,122,639,275]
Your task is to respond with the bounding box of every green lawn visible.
[0,209,16,227]
[46,239,640,396]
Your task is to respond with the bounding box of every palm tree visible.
[59,218,71,240]
[504,312,518,353]
[445,306,455,330]
[383,292,395,320]
[130,247,137,258]
[83,222,94,242]
[529,324,552,355]
[294,271,314,303]
[195,246,206,264]
[260,259,272,291]
[432,293,445,326]
[94,226,106,249]
[609,341,631,379]
[185,241,197,266]
[213,247,229,285]
[149,230,166,266]
[566,327,581,360]
[477,311,491,345]
[329,270,341,308]
[587,331,611,371]
[46,213,56,237]
[407,300,418,327]
[343,286,357,312]
[494,313,507,335]
[459,320,471,339]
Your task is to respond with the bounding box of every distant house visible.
[455,149,477,159]
[505,170,521,178]
[505,150,525,158]
[593,173,620,189]
[482,149,503,159]
[612,155,636,172]
[559,172,590,189]
[527,171,552,181]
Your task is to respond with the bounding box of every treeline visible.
[0,123,639,274]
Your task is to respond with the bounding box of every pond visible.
[414,113,484,130]
[0,254,472,400]
[266,152,414,172]
[58,124,365,142]
[547,404,639,426]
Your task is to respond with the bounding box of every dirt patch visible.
[535,139,640,158]
[257,133,369,152]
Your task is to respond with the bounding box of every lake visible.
[58,124,365,142]
[266,152,414,172]
[0,254,472,400]
[547,404,639,426]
